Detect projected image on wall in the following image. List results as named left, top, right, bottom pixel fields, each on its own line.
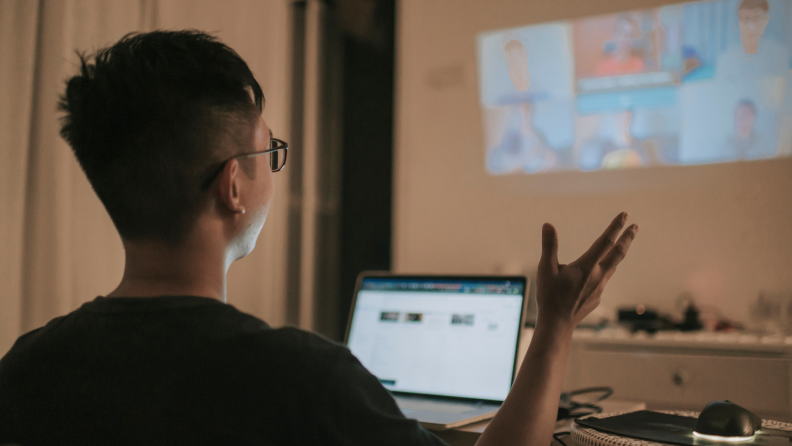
left=477, top=0, right=792, bottom=175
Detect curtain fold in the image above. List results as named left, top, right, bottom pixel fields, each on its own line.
left=0, top=0, right=39, bottom=355
left=21, top=0, right=141, bottom=337
left=1, top=0, right=294, bottom=356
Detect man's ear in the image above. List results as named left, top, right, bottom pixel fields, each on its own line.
left=216, top=159, right=246, bottom=216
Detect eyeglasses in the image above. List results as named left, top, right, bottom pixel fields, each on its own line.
left=239, top=137, right=288, bottom=172
left=201, top=137, right=289, bottom=190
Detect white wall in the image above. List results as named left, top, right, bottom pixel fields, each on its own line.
left=393, top=0, right=792, bottom=323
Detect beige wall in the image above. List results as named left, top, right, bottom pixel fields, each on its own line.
left=394, top=0, right=792, bottom=323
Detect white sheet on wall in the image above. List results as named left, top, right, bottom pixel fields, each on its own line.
left=394, top=0, right=792, bottom=325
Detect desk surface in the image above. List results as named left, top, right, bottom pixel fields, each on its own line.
left=431, top=399, right=646, bottom=446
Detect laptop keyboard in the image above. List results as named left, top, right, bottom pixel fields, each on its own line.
left=396, top=398, right=477, bottom=414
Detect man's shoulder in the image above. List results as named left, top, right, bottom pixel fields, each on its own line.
left=0, top=298, right=355, bottom=402
left=0, top=297, right=344, bottom=375
left=1, top=297, right=346, bottom=362
left=0, top=315, right=68, bottom=368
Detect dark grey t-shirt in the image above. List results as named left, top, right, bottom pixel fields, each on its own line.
left=0, top=296, right=447, bottom=446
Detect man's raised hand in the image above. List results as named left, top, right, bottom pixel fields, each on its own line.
left=536, top=212, right=639, bottom=330
left=475, top=213, right=638, bottom=446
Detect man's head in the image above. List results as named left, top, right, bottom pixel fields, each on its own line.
left=738, top=0, right=770, bottom=54
left=503, top=39, right=529, bottom=92
left=59, top=31, right=272, bottom=251
left=613, top=17, right=636, bottom=61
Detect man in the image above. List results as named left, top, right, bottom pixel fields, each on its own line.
left=594, top=17, right=645, bottom=76
left=725, top=99, right=773, bottom=160
left=738, top=0, right=770, bottom=55
left=486, top=103, right=559, bottom=174
left=503, top=39, right=530, bottom=92
left=0, top=31, right=638, bottom=445
left=716, top=0, right=788, bottom=83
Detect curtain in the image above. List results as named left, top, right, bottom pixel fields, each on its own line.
left=0, top=0, right=294, bottom=355
left=0, top=0, right=39, bottom=357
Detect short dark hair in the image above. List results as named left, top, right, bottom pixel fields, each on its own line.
left=59, top=30, right=264, bottom=243
left=739, top=0, right=769, bottom=12
left=737, top=99, right=757, bottom=114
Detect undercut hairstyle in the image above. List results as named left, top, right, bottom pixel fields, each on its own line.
left=59, top=30, right=264, bottom=243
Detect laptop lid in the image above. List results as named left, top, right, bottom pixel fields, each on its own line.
left=345, top=273, right=527, bottom=404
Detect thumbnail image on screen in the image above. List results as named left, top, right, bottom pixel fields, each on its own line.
left=477, top=0, right=792, bottom=175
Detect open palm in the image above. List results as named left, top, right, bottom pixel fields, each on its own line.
left=536, top=212, right=639, bottom=328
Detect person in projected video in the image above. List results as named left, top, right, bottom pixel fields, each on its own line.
left=724, top=99, right=773, bottom=160
left=716, top=0, right=789, bottom=82
left=738, top=0, right=770, bottom=55
left=503, top=38, right=530, bottom=92
left=594, top=17, right=646, bottom=76
left=579, top=111, right=650, bottom=170
left=487, top=103, right=558, bottom=174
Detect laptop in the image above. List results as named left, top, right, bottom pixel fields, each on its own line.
left=344, top=273, right=527, bottom=430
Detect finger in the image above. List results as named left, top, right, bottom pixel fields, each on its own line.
left=539, top=223, right=559, bottom=275
left=600, top=224, right=639, bottom=278
left=580, top=212, right=628, bottom=265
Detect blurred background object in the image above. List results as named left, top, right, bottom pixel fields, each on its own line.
left=749, top=290, right=792, bottom=335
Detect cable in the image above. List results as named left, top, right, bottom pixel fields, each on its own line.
left=553, top=431, right=571, bottom=446
left=558, top=387, right=614, bottom=420
left=567, top=403, right=602, bottom=418
left=569, top=386, right=613, bottom=404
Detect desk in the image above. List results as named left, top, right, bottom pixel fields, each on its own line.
left=571, top=411, right=792, bottom=446
left=430, top=399, right=646, bottom=446
left=563, top=329, right=792, bottom=421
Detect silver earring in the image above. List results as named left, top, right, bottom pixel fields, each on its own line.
left=241, top=208, right=246, bottom=215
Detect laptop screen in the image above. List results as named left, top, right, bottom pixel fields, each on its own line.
left=346, top=276, right=526, bottom=402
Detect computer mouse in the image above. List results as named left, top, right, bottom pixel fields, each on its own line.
left=693, top=401, right=762, bottom=439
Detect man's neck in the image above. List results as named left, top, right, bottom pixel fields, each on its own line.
left=107, top=230, right=230, bottom=302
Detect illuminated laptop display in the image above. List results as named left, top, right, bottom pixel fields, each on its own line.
left=346, top=276, right=526, bottom=402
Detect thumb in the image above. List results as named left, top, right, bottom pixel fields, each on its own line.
left=539, top=223, right=559, bottom=275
